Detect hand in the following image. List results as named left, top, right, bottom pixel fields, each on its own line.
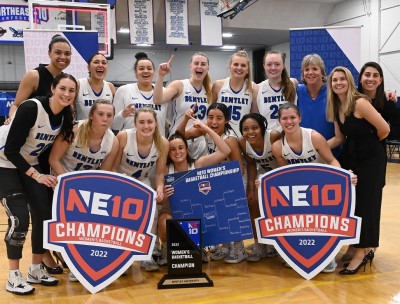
left=158, top=55, right=174, bottom=76
left=122, top=103, right=136, bottom=118
left=4, top=117, right=11, bottom=125
left=192, top=118, right=206, bottom=130
left=349, top=170, right=358, bottom=185
left=164, top=184, right=174, bottom=198
left=37, top=174, right=58, bottom=188
left=156, top=188, right=164, bottom=203
left=385, top=90, right=397, bottom=102
left=185, top=103, right=196, bottom=119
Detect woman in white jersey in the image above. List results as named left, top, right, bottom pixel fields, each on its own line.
left=75, top=53, right=115, bottom=120
left=254, top=50, right=297, bottom=131
left=212, top=50, right=257, bottom=137
left=177, top=103, right=247, bottom=264
left=112, top=52, right=167, bottom=136
left=113, top=106, right=168, bottom=272
left=153, top=52, right=212, bottom=159
left=157, top=121, right=231, bottom=266
left=0, top=74, right=76, bottom=295
left=271, top=103, right=343, bottom=273
left=49, top=99, right=118, bottom=281
left=238, top=113, right=280, bottom=262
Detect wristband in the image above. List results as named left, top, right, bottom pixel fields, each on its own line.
left=36, top=174, right=44, bottom=182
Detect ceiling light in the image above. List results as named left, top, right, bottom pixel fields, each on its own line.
left=222, top=33, right=233, bottom=38
left=221, top=45, right=237, bottom=50
left=118, top=27, right=130, bottom=34
left=137, top=44, right=151, bottom=47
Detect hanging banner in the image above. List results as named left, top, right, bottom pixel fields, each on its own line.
left=0, top=0, right=30, bottom=43
left=128, top=0, right=154, bottom=45
left=200, top=0, right=222, bottom=46
left=165, top=0, right=189, bottom=45
left=290, top=26, right=361, bottom=81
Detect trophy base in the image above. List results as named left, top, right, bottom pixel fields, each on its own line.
left=157, top=273, right=213, bottom=289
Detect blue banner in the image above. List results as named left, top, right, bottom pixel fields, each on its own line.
left=0, top=92, right=15, bottom=116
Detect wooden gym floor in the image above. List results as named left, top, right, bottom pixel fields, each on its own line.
left=0, top=163, right=399, bottom=304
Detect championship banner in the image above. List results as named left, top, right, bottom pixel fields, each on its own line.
left=44, top=171, right=157, bottom=294
left=166, top=161, right=253, bottom=247
left=256, top=164, right=361, bottom=280
left=290, top=26, right=361, bottom=82
left=200, top=0, right=222, bottom=46
left=0, top=0, right=29, bottom=43
left=128, top=0, right=154, bottom=45
left=23, top=29, right=98, bottom=79
left=165, top=0, right=189, bottom=45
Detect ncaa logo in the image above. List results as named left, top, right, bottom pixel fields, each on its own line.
left=256, top=164, right=361, bottom=280
left=44, top=171, right=156, bottom=293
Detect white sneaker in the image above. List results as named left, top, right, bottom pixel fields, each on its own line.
left=247, top=243, right=268, bottom=262
left=27, top=264, right=59, bottom=286
left=202, top=248, right=209, bottom=263
left=224, top=241, right=248, bottom=264
left=6, top=270, right=35, bottom=295
left=68, top=272, right=78, bottom=282
left=140, top=258, right=159, bottom=272
left=321, top=260, right=337, bottom=273
left=157, top=245, right=168, bottom=266
left=210, top=243, right=230, bottom=261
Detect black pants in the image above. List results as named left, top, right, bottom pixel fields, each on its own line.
left=0, top=166, right=52, bottom=259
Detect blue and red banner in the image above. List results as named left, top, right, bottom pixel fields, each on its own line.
left=256, top=164, right=361, bottom=280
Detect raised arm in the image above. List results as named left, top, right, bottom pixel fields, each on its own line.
left=176, top=105, right=204, bottom=139
left=153, top=55, right=181, bottom=104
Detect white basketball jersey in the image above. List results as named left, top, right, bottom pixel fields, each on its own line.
left=0, top=98, right=62, bottom=168
left=217, top=77, right=252, bottom=137
left=118, top=128, right=158, bottom=184
left=112, top=83, right=167, bottom=135
left=245, top=131, right=279, bottom=174
left=76, top=78, right=113, bottom=120
left=281, top=127, right=323, bottom=164
left=59, top=120, right=115, bottom=172
left=256, top=79, right=298, bottom=131
left=205, top=129, right=235, bottom=155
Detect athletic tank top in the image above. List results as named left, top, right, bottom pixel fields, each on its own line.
left=245, top=131, right=279, bottom=174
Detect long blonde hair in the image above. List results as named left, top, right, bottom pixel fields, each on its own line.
left=77, top=99, right=114, bottom=148
left=230, top=50, right=253, bottom=99
left=191, top=52, right=212, bottom=103
left=326, top=66, right=368, bottom=122
left=134, top=106, right=165, bottom=159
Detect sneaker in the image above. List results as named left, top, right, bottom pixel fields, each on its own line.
left=321, top=260, right=337, bottom=273
left=202, top=248, right=209, bottom=263
left=68, top=272, right=78, bottom=282
left=152, top=238, right=161, bottom=257
left=140, top=258, right=159, bottom=272
left=224, top=241, right=248, bottom=264
left=210, top=243, right=230, bottom=261
left=247, top=243, right=268, bottom=262
left=206, top=245, right=217, bottom=253
left=27, top=264, right=59, bottom=286
left=6, top=270, right=35, bottom=295
left=266, top=245, right=279, bottom=257
left=157, top=245, right=168, bottom=266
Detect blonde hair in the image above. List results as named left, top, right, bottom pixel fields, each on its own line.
left=264, top=50, right=296, bottom=102
left=326, top=66, right=368, bottom=122
left=301, top=54, right=326, bottom=83
left=77, top=99, right=114, bottom=148
left=134, top=106, right=165, bottom=159
left=230, top=50, right=253, bottom=99
left=191, top=52, right=212, bottom=103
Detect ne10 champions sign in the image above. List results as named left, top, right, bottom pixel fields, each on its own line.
left=256, top=164, right=361, bottom=280
left=44, top=171, right=156, bottom=293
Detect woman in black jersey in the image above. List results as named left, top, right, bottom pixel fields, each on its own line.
left=0, top=74, right=75, bottom=295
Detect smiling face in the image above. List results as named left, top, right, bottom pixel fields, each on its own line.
left=360, top=66, right=382, bottom=97
left=51, top=78, right=76, bottom=108
left=230, top=55, right=249, bottom=80
left=135, top=111, right=157, bottom=138
left=278, top=107, right=301, bottom=134
left=302, top=64, right=323, bottom=87
left=190, top=54, right=209, bottom=82
left=49, top=42, right=71, bottom=71
left=263, top=53, right=284, bottom=80
left=88, top=54, right=108, bottom=80
left=331, top=71, right=349, bottom=97
left=169, top=138, right=188, bottom=165
left=90, top=103, right=114, bottom=129
left=241, top=118, right=262, bottom=145
left=207, top=108, right=227, bottom=135
left=135, top=59, right=154, bottom=85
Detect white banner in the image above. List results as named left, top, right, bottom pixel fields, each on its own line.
left=165, top=0, right=189, bottom=45
left=200, top=0, right=222, bottom=46
left=0, top=0, right=30, bottom=43
left=128, top=0, right=154, bottom=44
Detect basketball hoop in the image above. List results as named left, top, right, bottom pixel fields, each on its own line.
left=217, top=0, right=257, bottom=19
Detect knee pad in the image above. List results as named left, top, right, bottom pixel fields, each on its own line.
left=2, top=194, right=28, bottom=246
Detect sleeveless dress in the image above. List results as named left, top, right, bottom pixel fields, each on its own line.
left=337, top=113, right=386, bottom=248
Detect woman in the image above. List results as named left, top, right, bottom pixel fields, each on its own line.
left=212, top=50, right=257, bottom=136
left=75, top=53, right=116, bottom=120
left=0, top=73, right=76, bottom=295
left=157, top=119, right=231, bottom=266
left=327, top=66, right=390, bottom=275
left=154, top=52, right=212, bottom=159
left=271, top=103, right=344, bottom=273
left=178, top=103, right=246, bottom=264
left=238, top=113, right=280, bottom=262
left=112, top=52, right=167, bottom=135
left=113, top=106, right=168, bottom=272
left=49, top=99, right=118, bottom=281
left=253, top=50, right=297, bottom=131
